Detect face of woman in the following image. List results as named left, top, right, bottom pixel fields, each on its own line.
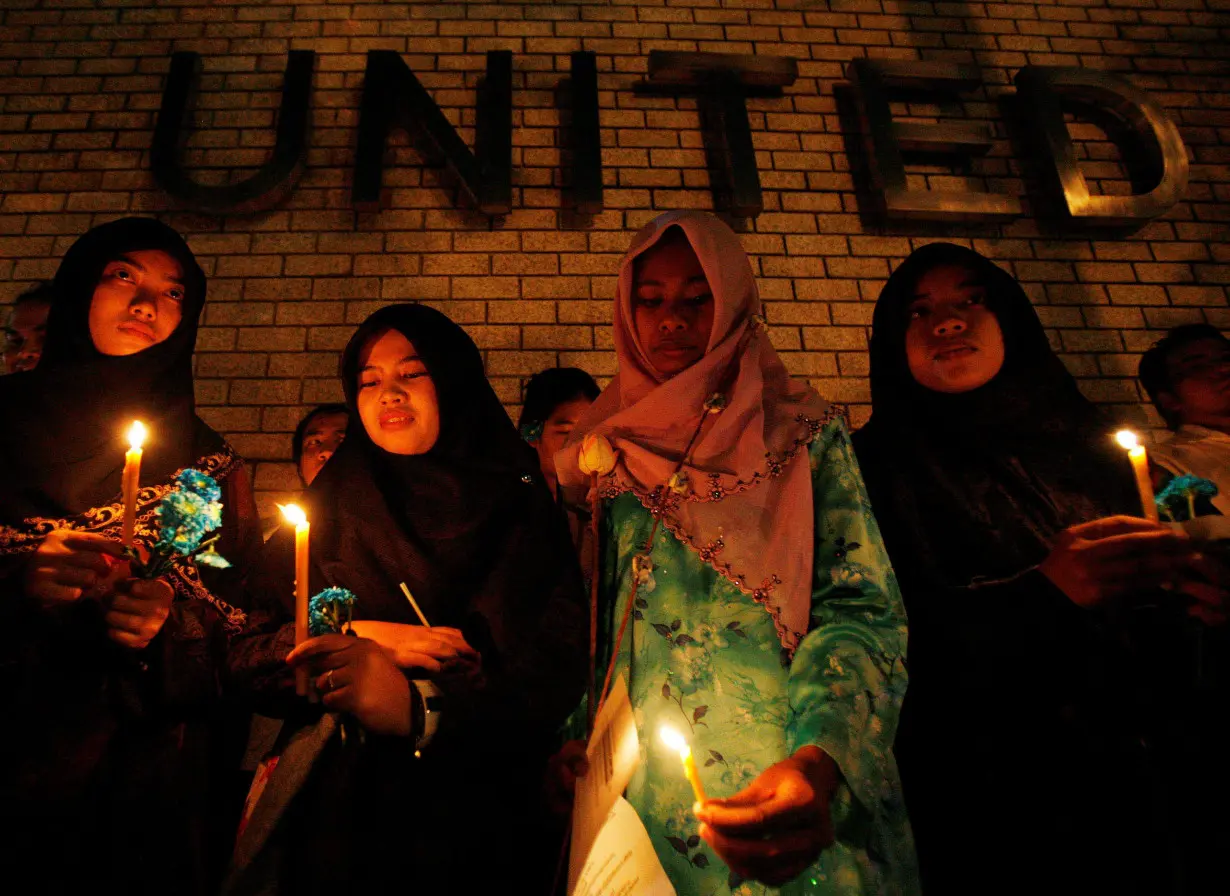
left=905, top=264, right=1006, bottom=394
left=356, top=328, right=441, bottom=455
left=632, top=233, right=715, bottom=378
left=533, top=395, right=593, bottom=484
left=88, top=249, right=186, bottom=356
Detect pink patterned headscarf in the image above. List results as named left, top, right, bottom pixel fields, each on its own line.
left=557, top=210, right=838, bottom=654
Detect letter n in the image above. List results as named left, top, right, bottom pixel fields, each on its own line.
left=151, top=51, right=314, bottom=216
left=354, top=50, right=512, bottom=215
left=1013, top=66, right=1189, bottom=227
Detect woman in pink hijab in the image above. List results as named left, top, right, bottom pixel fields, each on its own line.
left=555, top=211, right=917, bottom=895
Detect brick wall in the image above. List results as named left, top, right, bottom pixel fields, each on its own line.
left=1, top=0, right=1227, bottom=516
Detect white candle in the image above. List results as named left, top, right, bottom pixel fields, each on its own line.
left=121, top=421, right=146, bottom=548
left=280, top=503, right=311, bottom=696
left=660, top=726, right=706, bottom=803
left=1116, top=430, right=1159, bottom=523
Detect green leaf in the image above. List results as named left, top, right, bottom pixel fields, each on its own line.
left=670, top=619, right=681, bottom=632
left=652, top=623, right=673, bottom=639
left=686, top=834, right=700, bottom=849
left=691, top=853, right=709, bottom=868
left=673, top=634, right=695, bottom=646
left=666, top=836, right=689, bottom=857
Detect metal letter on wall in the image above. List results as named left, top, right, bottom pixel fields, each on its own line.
left=569, top=51, right=603, bottom=215
left=151, top=51, right=314, bottom=216
left=647, top=51, right=799, bottom=218
left=848, top=59, right=1022, bottom=223
left=354, top=50, right=512, bottom=215
left=1013, top=66, right=1189, bottom=226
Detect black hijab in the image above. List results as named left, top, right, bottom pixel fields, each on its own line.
left=283, top=303, right=570, bottom=633
left=0, top=217, right=222, bottom=525
left=852, top=242, right=1138, bottom=587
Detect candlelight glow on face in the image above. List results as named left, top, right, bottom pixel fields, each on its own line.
left=660, top=725, right=707, bottom=803
left=127, top=420, right=147, bottom=451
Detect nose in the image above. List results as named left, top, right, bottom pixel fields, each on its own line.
left=379, top=382, right=407, bottom=405
left=933, top=316, right=967, bottom=338
left=658, top=309, right=687, bottom=333
left=129, top=292, right=156, bottom=322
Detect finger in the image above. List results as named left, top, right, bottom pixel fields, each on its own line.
left=394, top=653, right=444, bottom=673
left=315, top=666, right=352, bottom=694
left=1176, top=580, right=1229, bottom=608
left=1094, top=553, right=1201, bottom=589
left=107, top=628, right=150, bottom=650
left=104, top=610, right=150, bottom=637
left=320, top=684, right=355, bottom=713
left=1185, top=553, right=1230, bottom=589
left=1080, top=529, right=1192, bottom=563
left=58, top=551, right=115, bottom=574
left=61, top=533, right=126, bottom=556
left=421, top=631, right=480, bottom=658
left=286, top=635, right=358, bottom=665
left=304, top=649, right=357, bottom=677
left=1066, top=515, right=1174, bottom=541
left=36, top=582, right=85, bottom=604
left=48, top=567, right=99, bottom=589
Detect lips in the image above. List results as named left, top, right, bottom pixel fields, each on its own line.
left=933, top=343, right=976, bottom=362
left=656, top=341, right=697, bottom=355
left=379, top=410, right=414, bottom=429
left=118, top=321, right=155, bottom=343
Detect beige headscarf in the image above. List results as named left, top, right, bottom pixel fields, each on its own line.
left=557, top=211, right=838, bottom=654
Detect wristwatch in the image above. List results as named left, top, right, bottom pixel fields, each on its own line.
left=411, top=679, right=442, bottom=757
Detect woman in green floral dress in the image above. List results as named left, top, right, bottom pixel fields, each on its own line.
left=556, top=211, right=918, bottom=896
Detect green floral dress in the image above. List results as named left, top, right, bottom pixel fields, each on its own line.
left=590, top=418, right=917, bottom=896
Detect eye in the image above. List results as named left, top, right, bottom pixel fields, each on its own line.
left=358, top=378, right=379, bottom=390
left=686, top=293, right=713, bottom=307
left=109, top=265, right=134, bottom=282
left=168, top=287, right=185, bottom=302
left=635, top=296, right=663, bottom=310
left=908, top=304, right=928, bottom=320
left=400, top=370, right=427, bottom=381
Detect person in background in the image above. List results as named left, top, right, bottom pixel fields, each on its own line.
left=553, top=211, right=917, bottom=895
left=1139, top=323, right=1230, bottom=515
left=292, top=403, right=348, bottom=487
left=518, top=367, right=600, bottom=498
left=3, top=281, right=54, bottom=373
left=0, top=218, right=262, bottom=896
left=852, top=242, right=1229, bottom=896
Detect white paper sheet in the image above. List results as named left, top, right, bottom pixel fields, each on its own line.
left=571, top=797, right=676, bottom=896
left=568, top=676, right=648, bottom=893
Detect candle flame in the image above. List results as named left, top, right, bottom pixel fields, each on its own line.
left=127, top=420, right=147, bottom=451
left=1115, top=430, right=1140, bottom=451
left=279, top=503, right=308, bottom=528
left=659, top=725, right=690, bottom=759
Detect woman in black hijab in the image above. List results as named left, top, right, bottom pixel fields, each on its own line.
left=0, top=218, right=262, bottom=895
left=852, top=243, right=1227, bottom=895
left=226, top=304, right=586, bottom=896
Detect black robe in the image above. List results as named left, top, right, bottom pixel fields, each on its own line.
left=852, top=243, right=1214, bottom=895
left=0, top=218, right=262, bottom=896
left=226, top=304, right=587, bottom=895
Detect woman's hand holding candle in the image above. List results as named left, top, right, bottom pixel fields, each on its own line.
left=287, top=634, right=414, bottom=737
left=696, top=746, right=839, bottom=887
left=22, top=529, right=127, bottom=608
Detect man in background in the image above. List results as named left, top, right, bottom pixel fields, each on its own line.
left=3, top=282, right=54, bottom=374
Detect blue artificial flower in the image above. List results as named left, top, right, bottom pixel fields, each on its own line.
left=1155, top=474, right=1220, bottom=522
left=176, top=469, right=222, bottom=504
left=155, top=488, right=224, bottom=555
left=195, top=548, right=231, bottom=569
left=309, top=587, right=358, bottom=636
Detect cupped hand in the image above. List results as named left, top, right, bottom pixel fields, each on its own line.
left=287, top=634, right=414, bottom=737
left=23, top=529, right=127, bottom=608
left=696, top=746, right=838, bottom=887
left=104, top=577, right=174, bottom=650
left=1040, top=516, right=1217, bottom=609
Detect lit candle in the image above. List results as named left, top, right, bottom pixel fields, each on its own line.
left=1116, top=430, right=1159, bottom=523
left=660, top=726, right=706, bottom=804
left=280, top=503, right=311, bottom=696
left=121, top=421, right=147, bottom=548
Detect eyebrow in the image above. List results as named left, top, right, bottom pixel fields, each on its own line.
left=912, top=279, right=982, bottom=299
left=359, top=354, right=422, bottom=373
left=116, top=254, right=185, bottom=285
left=635, top=276, right=710, bottom=287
